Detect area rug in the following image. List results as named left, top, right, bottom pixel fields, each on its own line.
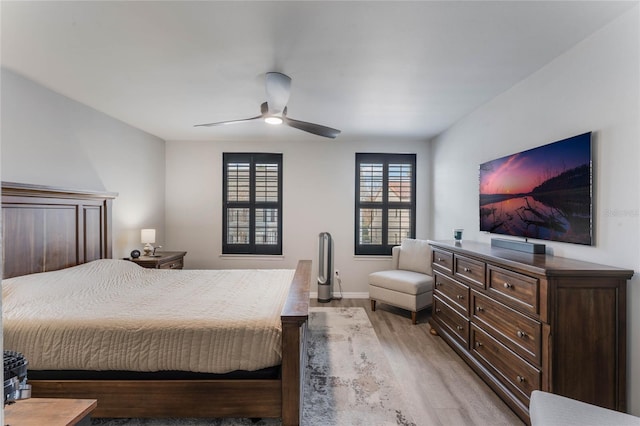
left=91, top=307, right=417, bottom=426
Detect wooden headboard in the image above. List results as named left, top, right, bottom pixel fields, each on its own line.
left=2, top=182, right=117, bottom=279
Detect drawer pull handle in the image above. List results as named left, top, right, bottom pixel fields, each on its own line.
left=456, top=326, right=463, bottom=331
left=475, top=306, right=484, bottom=312
left=437, top=257, right=444, bottom=262
left=456, top=295, right=463, bottom=300
left=516, top=375, right=526, bottom=383
left=516, top=330, right=527, bottom=339
left=475, top=342, right=483, bottom=348
left=503, top=282, right=512, bottom=288
left=436, top=282, right=442, bottom=287
left=463, top=267, right=471, bottom=272
left=435, top=308, right=441, bottom=313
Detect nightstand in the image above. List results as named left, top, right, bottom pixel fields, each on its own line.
left=129, top=251, right=187, bottom=269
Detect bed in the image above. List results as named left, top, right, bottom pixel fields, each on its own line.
left=1, top=181, right=311, bottom=425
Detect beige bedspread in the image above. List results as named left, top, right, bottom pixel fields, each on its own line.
left=2, top=259, right=294, bottom=373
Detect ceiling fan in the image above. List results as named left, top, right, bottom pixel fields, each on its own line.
left=195, top=72, right=341, bottom=139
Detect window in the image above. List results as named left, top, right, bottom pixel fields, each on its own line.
left=355, top=153, right=416, bottom=255
left=223, top=153, right=282, bottom=255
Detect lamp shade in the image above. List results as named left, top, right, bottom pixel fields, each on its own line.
left=140, top=229, right=156, bottom=244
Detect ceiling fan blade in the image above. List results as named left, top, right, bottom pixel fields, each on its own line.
left=265, top=72, right=291, bottom=114
left=195, top=103, right=269, bottom=128
left=283, top=116, right=341, bottom=139
left=194, top=115, right=263, bottom=127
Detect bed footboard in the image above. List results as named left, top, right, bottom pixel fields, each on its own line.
left=281, top=260, right=311, bottom=426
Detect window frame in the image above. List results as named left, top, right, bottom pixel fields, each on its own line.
left=354, top=153, right=417, bottom=256
left=222, top=152, right=283, bottom=255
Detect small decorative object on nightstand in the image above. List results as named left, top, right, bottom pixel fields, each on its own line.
left=129, top=251, right=187, bottom=269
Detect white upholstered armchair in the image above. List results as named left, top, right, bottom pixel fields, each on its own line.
left=529, top=391, right=640, bottom=426
left=368, top=238, right=434, bottom=324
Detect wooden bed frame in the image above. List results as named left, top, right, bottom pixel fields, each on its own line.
left=1, top=181, right=311, bottom=425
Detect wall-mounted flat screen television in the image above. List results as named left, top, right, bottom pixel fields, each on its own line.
left=479, top=132, right=592, bottom=245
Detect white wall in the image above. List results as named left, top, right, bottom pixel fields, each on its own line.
left=1, top=69, right=167, bottom=259
left=165, top=136, right=430, bottom=295
left=430, top=7, right=640, bottom=414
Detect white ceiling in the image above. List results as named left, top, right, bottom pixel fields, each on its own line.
left=1, top=1, right=636, bottom=142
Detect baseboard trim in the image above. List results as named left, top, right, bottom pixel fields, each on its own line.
left=310, top=291, right=369, bottom=299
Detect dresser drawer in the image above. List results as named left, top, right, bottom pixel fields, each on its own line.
left=471, top=290, right=541, bottom=366
left=433, top=296, right=469, bottom=349
left=487, top=265, right=538, bottom=315
left=434, top=272, right=469, bottom=315
left=159, top=258, right=184, bottom=269
left=471, top=325, right=540, bottom=405
left=454, top=254, right=485, bottom=289
left=432, top=248, right=453, bottom=274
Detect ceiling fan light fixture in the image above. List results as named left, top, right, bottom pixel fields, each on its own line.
left=194, top=73, right=340, bottom=138
left=264, top=116, right=283, bottom=125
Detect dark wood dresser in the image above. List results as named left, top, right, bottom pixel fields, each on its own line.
left=428, top=240, right=633, bottom=423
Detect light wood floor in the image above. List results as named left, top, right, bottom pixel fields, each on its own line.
left=310, top=298, right=525, bottom=426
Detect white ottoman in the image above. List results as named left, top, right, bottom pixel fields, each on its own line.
left=369, top=269, right=433, bottom=324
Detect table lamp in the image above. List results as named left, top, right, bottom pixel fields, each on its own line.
left=141, top=229, right=156, bottom=256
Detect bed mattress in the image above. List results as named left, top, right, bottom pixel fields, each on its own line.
left=2, top=259, right=294, bottom=374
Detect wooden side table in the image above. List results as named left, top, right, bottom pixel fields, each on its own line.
left=128, top=251, right=187, bottom=269
left=4, top=398, right=97, bottom=426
